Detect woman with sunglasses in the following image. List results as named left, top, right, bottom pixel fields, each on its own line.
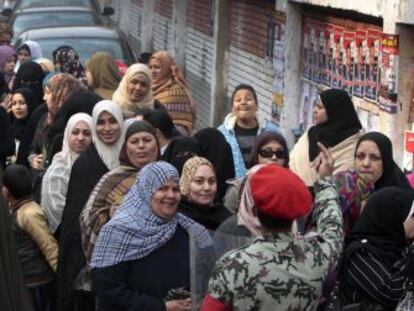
left=224, top=131, right=289, bottom=213
left=290, top=88, right=362, bottom=188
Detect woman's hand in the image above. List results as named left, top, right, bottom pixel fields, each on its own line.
left=312, top=142, right=335, bottom=178
left=0, top=93, right=12, bottom=113
left=165, top=298, right=191, bottom=311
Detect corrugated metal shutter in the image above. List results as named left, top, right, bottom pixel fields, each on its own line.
left=153, top=0, right=174, bottom=52
left=226, top=0, right=275, bottom=121
left=129, top=0, right=144, bottom=53
left=184, top=0, right=215, bottom=129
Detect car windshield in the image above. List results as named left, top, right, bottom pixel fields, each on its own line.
left=33, top=37, right=126, bottom=64
left=13, top=12, right=99, bottom=35
left=18, top=0, right=92, bottom=8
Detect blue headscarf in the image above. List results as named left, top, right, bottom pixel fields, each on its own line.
left=90, top=161, right=212, bottom=268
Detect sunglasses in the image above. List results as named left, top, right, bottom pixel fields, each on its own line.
left=258, top=148, right=287, bottom=159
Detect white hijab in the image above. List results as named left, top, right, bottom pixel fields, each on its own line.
left=112, top=63, right=154, bottom=115
left=59, top=113, right=93, bottom=167
left=14, top=40, right=43, bottom=73
left=92, top=100, right=125, bottom=170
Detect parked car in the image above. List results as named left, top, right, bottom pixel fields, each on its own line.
left=15, top=26, right=137, bottom=66
left=10, top=6, right=108, bottom=41
left=3, top=0, right=114, bottom=15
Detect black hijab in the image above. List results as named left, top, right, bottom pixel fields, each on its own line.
left=161, top=136, right=201, bottom=175
left=10, top=88, right=35, bottom=141
left=308, top=89, right=362, bottom=162
left=12, top=62, right=44, bottom=108
left=346, top=187, right=414, bottom=268
left=193, top=128, right=235, bottom=202
left=355, top=132, right=410, bottom=191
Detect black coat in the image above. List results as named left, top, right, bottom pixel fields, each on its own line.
left=0, top=106, right=14, bottom=169
left=92, top=225, right=190, bottom=311
left=57, top=144, right=109, bottom=311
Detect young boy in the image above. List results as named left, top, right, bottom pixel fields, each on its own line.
left=2, top=164, right=58, bottom=310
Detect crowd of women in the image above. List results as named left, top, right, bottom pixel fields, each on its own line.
left=1, top=29, right=414, bottom=311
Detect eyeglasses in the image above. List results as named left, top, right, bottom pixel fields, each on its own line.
left=258, top=148, right=287, bottom=159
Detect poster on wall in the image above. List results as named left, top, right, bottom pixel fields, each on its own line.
left=311, top=22, right=324, bottom=83
left=331, top=25, right=344, bottom=89
left=353, top=28, right=367, bottom=98
left=378, top=34, right=399, bottom=113
left=364, top=29, right=381, bottom=102
left=343, top=31, right=356, bottom=95
left=323, top=23, right=335, bottom=86
left=271, top=11, right=286, bottom=108
left=298, top=81, right=320, bottom=133
left=303, top=21, right=312, bottom=80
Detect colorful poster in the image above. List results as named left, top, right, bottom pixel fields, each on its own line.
left=331, top=25, right=344, bottom=89
left=311, top=22, right=323, bottom=83
left=353, top=29, right=367, bottom=98
left=298, top=81, right=319, bottom=132
left=364, top=29, right=381, bottom=101
left=378, top=34, right=399, bottom=113
left=303, top=20, right=311, bottom=80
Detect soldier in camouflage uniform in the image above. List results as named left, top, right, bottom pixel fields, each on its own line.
left=202, top=143, right=343, bottom=311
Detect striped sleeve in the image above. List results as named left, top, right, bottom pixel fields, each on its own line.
left=345, top=249, right=410, bottom=308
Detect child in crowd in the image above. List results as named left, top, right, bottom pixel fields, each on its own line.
left=2, top=164, right=58, bottom=311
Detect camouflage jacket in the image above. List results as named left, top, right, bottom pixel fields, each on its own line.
left=205, top=177, right=343, bottom=311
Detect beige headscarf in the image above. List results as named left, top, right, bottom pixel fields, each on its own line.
left=87, top=52, right=121, bottom=100
left=180, top=156, right=214, bottom=197
left=112, top=63, right=154, bottom=118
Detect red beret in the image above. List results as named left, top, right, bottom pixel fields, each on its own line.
left=250, top=164, right=312, bottom=220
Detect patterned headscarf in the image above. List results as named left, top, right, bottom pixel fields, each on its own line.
left=113, top=63, right=154, bottom=115
left=53, top=46, right=86, bottom=81
left=150, top=51, right=195, bottom=110
left=90, top=161, right=212, bottom=268
left=180, top=156, right=214, bottom=197
left=46, top=73, right=84, bottom=116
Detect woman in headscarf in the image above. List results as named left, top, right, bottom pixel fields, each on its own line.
left=91, top=161, right=212, bottom=311
left=0, top=169, right=34, bottom=311
left=113, top=63, right=165, bottom=118
left=41, top=113, right=93, bottom=236
left=161, top=135, right=201, bottom=175
left=340, top=187, right=414, bottom=309
left=8, top=88, right=35, bottom=163
left=57, top=100, right=124, bottom=311
left=149, top=51, right=195, bottom=135
left=218, top=84, right=281, bottom=178
left=0, top=105, right=14, bottom=169
left=15, top=41, right=43, bottom=73
left=81, top=121, right=160, bottom=264
left=86, top=52, right=120, bottom=100
left=28, top=73, right=84, bottom=199
left=0, top=45, right=16, bottom=89
left=290, top=88, right=362, bottom=187
left=224, top=131, right=289, bottom=213
left=53, top=46, right=87, bottom=85
left=179, top=157, right=230, bottom=231
left=46, top=89, right=101, bottom=163
left=193, top=128, right=235, bottom=202
left=354, top=131, right=410, bottom=191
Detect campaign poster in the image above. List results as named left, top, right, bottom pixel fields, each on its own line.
left=343, top=31, right=356, bottom=95
left=318, top=22, right=328, bottom=85
left=298, top=81, right=319, bottom=132
left=353, top=28, right=367, bottom=98
left=302, top=20, right=311, bottom=80
left=323, top=23, right=335, bottom=87
left=378, top=34, right=399, bottom=113
left=364, top=29, right=381, bottom=102
left=331, top=25, right=344, bottom=89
